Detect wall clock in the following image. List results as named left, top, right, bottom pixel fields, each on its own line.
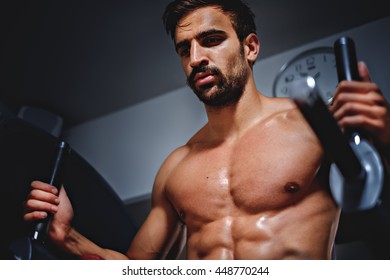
left=272, top=47, right=338, bottom=105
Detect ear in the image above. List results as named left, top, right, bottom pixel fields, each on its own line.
left=244, top=33, right=260, bottom=65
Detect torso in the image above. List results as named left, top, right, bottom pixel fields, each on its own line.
left=165, top=99, right=340, bottom=259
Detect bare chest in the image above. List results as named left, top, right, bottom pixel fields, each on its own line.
left=166, top=127, right=324, bottom=223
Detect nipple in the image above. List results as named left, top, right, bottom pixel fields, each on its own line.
left=284, top=182, right=300, bottom=193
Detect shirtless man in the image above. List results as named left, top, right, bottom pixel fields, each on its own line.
left=23, top=0, right=390, bottom=259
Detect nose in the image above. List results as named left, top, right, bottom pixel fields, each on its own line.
left=189, top=41, right=208, bottom=68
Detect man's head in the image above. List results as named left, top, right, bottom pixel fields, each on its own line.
left=163, top=0, right=256, bottom=43
left=163, top=0, right=259, bottom=108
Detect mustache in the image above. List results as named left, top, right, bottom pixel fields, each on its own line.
left=187, top=65, right=221, bottom=86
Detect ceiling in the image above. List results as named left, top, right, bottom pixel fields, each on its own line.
left=1, top=0, right=389, bottom=130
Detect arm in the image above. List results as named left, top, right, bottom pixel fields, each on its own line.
left=24, top=147, right=187, bottom=260
left=126, top=147, right=188, bottom=259
left=24, top=181, right=129, bottom=259
left=66, top=162, right=185, bottom=260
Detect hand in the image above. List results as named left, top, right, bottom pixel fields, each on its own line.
left=330, top=61, right=390, bottom=147
left=23, top=181, right=74, bottom=245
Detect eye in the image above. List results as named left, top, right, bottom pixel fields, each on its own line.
left=202, top=36, right=224, bottom=47
left=178, top=46, right=190, bottom=57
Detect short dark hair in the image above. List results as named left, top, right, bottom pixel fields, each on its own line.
left=162, top=0, right=256, bottom=42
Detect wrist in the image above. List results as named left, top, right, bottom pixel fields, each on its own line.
left=48, top=221, right=72, bottom=250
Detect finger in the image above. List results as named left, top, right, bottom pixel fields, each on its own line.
left=24, top=186, right=60, bottom=218
left=31, top=180, right=59, bottom=195
left=336, top=114, right=384, bottom=137
left=24, top=197, right=59, bottom=213
left=330, top=90, right=385, bottom=113
left=358, top=61, right=372, bottom=82
left=27, top=187, right=60, bottom=205
left=58, top=185, right=69, bottom=200
left=357, top=61, right=384, bottom=96
left=335, top=80, right=380, bottom=95
left=23, top=198, right=59, bottom=223
left=23, top=210, right=48, bottom=222
left=333, top=102, right=387, bottom=122
left=331, top=82, right=375, bottom=109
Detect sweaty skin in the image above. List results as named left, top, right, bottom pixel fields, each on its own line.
left=29, top=5, right=390, bottom=260
left=161, top=7, right=339, bottom=259
left=161, top=97, right=339, bottom=260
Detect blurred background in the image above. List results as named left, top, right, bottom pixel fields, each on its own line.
left=1, top=0, right=390, bottom=259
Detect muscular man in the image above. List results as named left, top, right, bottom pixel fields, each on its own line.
left=23, top=0, right=390, bottom=259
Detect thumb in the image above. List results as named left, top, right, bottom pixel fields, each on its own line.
left=58, top=185, right=68, bottom=200
left=358, top=61, right=372, bottom=82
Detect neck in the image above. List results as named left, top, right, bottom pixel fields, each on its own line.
left=204, top=79, right=265, bottom=142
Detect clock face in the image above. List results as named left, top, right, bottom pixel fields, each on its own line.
left=272, top=47, right=338, bottom=105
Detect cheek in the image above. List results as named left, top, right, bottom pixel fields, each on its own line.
left=180, top=60, right=191, bottom=77
left=225, top=54, right=246, bottom=75
left=213, top=46, right=243, bottom=71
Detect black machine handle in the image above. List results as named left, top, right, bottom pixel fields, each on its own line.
left=334, top=36, right=366, bottom=140
left=290, top=36, right=385, bottom=212
left=31, top=140, right=70, bottom=241
left=290, top=77, right=365, bottom=182
left=334, top=36, right=361, bottom=82
left=291, top=36, right=364, bottom=177
left=329, top=36, right=367, bottom=182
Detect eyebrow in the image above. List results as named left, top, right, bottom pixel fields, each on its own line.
left=175, top=29, right=227, bottom=53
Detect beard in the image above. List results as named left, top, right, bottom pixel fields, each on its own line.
left=186, top=46, right=249, bottom=108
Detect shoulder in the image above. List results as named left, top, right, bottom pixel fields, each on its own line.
left=151, top=125, right=210, bottom=198
left=154, top=145, right=190, bottom=188
left=264, top=97, right=308, bottom=127
left=153, top=122, right=209, bottom=190
left=260, top=96, right=321, bottom=144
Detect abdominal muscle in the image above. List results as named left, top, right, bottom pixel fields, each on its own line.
left=166, top=105, right=340, bottom=259
left=184, top=188, right=339, bottom=260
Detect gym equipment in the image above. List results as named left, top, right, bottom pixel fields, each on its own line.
left=290, top=36, right=384, bottom=212
left=9, top=140, right=70, bottom=259
left=0, top=114, right=138, bottom=259
left=330, top=36, right=385, bottom=211
left=289, top=36, right=390, bottom=258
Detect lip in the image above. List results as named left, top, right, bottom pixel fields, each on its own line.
left=194, top=71, right=215, bottom=87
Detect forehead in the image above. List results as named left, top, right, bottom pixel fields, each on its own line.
left=174, top=6, right=235, bottom=42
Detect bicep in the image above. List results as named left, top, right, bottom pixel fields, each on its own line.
left=126, top=198, right=183, bottom=259
left=126, top=146, right=189, bottom=259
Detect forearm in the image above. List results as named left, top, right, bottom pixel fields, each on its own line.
left=57, top=227, right=129, bottom=260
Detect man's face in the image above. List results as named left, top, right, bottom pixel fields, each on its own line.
left=174, top=7, right=250, bottom=107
